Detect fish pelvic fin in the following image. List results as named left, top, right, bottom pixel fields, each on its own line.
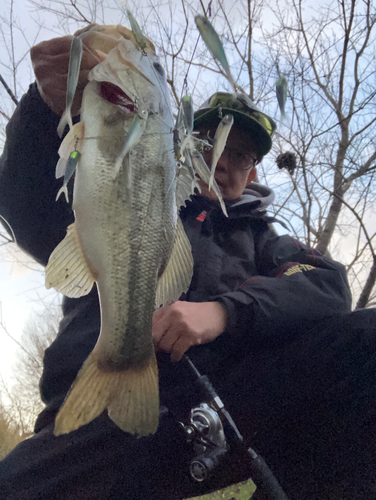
left=45, top=222, right=95, bottom=298
left=54, top=350, right=159, bottom=437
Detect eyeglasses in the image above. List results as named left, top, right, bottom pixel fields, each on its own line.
left=195, top=133, right=258, bottom=171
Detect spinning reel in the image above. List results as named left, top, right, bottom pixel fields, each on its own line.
left=179, top=355, right=289, bottom=500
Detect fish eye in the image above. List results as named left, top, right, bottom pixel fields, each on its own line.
left=153, top=62, right=165, bottom=76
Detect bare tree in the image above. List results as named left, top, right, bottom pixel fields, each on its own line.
left=128, top=0, right=376, bottom=306
left=0, top=304, right=61, bottom=436
left=0, top=399, right=27, bottom=459
left=258, top=0, right=376, bottom=306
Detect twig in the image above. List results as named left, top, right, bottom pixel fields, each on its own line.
left=0, top=320, right=40, bottom=366
left=0, top=74, right=18, bottom=106
left=69, top=0, right=91, bottom=23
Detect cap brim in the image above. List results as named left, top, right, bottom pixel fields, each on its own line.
left=194, top=108, right=272, bottom=157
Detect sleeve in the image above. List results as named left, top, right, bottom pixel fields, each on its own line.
left=217, top=224, right=352, bottom=345
left=0, top=83, right=74, bottom=266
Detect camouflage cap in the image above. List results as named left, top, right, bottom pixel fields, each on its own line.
left=194, top=92, right=276, bottom=157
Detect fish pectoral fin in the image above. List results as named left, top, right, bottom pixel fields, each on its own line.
left=54, top=350, right=159, bottom=437
left=56, top=121, right=85, bottom=178
left=155, top=217, right=193, bottom=307
left=45, top=223, right=95, bottom=298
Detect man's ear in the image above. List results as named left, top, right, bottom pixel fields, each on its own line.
left=247, top=167, right=257, bottom=184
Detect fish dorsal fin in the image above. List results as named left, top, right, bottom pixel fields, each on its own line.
left=175, top=156, right=200, bottom=211
left=45, top=223, right=95, bottom=298
left=56, top=122, right=85, bottom=179
left=175, top=149, right=228, bottom=216
left=175, top=127, right=228, bottom=217
left=155, top=217, right=193, bottom=307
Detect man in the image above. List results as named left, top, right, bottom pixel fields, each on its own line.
left=0, top=31, right=375, bottom=500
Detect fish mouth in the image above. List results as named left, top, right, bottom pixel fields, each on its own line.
left=99, top=82, right=137, bottom=114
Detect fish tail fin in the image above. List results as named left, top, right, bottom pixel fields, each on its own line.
left=55, top=185, right=69, bottom=203
left=54, top=351, right=159, bottom=437
left=57, top=108, right=73, bottom=138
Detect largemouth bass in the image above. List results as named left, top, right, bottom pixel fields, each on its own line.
left=46, top=25, right=195, bottom=436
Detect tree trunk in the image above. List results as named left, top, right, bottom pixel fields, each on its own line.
left=355, top=258, right=376, bottom=309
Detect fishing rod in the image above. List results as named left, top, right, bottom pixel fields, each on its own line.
left=180, top=354, right=289, bottom=500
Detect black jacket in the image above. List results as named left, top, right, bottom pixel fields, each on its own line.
left=0, top=84, right=352, bottom=431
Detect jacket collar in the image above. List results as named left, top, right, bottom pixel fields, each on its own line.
left=181, top=183, right=288, bottom=228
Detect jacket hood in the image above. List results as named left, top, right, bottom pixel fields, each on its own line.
left=228, top=182, right=275, bottom=212
left=185, top=182, right=278, bottom=223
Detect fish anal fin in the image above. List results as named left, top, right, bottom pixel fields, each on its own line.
left=155, top=217, right=193, bottom=307
left=54, top=351, right=159, bottom=437
left=45, top=223, right=95, bottom=298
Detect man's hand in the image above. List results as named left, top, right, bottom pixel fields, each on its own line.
left=152, top=301, right=227, bottom=362
left=30, top=26, right=102, bottom=117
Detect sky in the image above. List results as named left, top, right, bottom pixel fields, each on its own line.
left=0, top=0, right=78, bottom=387
left=0, top=244, right=60, bottom=383
left=0, top=0, right=375, bottom=389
